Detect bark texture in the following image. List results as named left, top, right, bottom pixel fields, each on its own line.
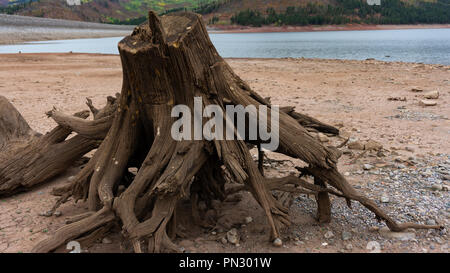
left=0, top=95, right=117, bottom=196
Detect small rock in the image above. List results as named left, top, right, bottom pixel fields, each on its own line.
left=101, top=237, right=112, bottom=244
left=39, top=211, right=53, bottom=217
left=419, top=99, right=437, bottom=106
left=324, top=231, right=335, bottom=239
left=317, top=133, right=329, bottom=143
left=273, top=238, right=282, bottom=247
left=380, top=194, right=390, bottom=203
left=411, top=87, right=423, bottom=92
left=424, top=91, right=439, bottom=99
left=405, top=146, right=415, bottom=152
left=345, top=243, right=353, bottom=250
left=244, top=216, right=253, bottom=224
left=431, top=184, right=443, bottom=191
left=426, top=219, right=436, bottom=226
left=226, top=228, right=239, bottom=245
left=53, top=211, right=62, bottom=217
left=365, top=139, right=383, bottom=151
left=348, top=140, right=364, bottom=150
left=221, top=237, right=228, bottom=244
left=341, top=231, right=352, bottom=241
left=363, top=164, right=374, bottom=170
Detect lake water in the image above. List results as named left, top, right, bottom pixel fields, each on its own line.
left=0, top=28, right=449, bottom=65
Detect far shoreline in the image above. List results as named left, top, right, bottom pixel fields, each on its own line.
left=208, top=23, right=450, bottom=34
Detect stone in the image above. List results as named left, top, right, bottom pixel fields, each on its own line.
left=426, top=219, right=436, bottom=226
left=380, top=194, right=390, bottom=203
left=364, top=140, right=383, bottom=151
left=348, top=140, right=364, bottom=150
left=405, top=146, right=415, bottom=152
left=324, top=231, right=335, bottom=239
left=221, top=237, right=228, bottom=244
left=273, top=238, right=283, bottom=247
left=317, top=133, right=329, bottom=143
left=244, top=216, right=253, bottom=224
left=363, top=164, right=374, bottom=170
left=53, top=211, right=62, bottom=217
left=431, top=184, right=443, bottom=191
left=226, top=228, right=239, bottom=245
left=424, top=91, right=439, bottom=99
left=419, top=100, right=437, bottom=106
left=411, top=87, right=423, bottom=92
left=345, top=243, right=353, bottom=250
left=39, top=211, right=53, bottom=217
left=341, top=231, right=352, bottom=241
left=379, top=227, right=416, bottom=241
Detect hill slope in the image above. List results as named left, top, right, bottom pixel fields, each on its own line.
left=1, top=0, right=449, bottom=25
left=0, top=0, right=217, bottom=23
left=199, top=0, right=450, bottom=26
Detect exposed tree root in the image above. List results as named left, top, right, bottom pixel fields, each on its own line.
left=0, top=96, right=117, bottom=196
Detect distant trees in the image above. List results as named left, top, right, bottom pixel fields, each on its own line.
left=0, top=0, right=34, bottom=15
left=230, top=0, right=450, bottom=26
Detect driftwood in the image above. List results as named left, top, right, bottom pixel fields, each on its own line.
left=0, top=11, right=440, bottom=253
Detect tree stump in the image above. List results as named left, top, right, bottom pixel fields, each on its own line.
left=30, top=11, right=441, bottom=253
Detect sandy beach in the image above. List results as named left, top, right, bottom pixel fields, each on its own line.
left=0, top=53, right=448, bottom=253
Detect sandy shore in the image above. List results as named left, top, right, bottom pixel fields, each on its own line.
left=209, top=23, right=450, bottom=33
left=0, top=53, right=448, bottom=253
left=0, top=14, right=134, bottom=45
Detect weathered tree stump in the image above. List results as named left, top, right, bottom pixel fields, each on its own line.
left=30, top=11, right=441, bottom=253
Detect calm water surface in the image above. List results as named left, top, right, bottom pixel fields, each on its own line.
left=0, top=28, right=449, bottom=65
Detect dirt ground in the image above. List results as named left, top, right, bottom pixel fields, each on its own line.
left=0, top=53, right=448, bottom=253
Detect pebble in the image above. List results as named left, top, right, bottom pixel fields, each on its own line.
left=431, top=184, right=443, bottom=191
left=273, top=238, right=283, bottom=247
left=341, top=231, right=352, bottom=241
left=364, top=140, right=383, bottom=151
left=348, top=140, right=364, bottom=150
left=324, top=231, right=335, bottom=239
left=226, top=228, right=239, bottom=245
left=53, top=211, right=62, bottom=217
left=345, top=243, right=353, bottom=250
left=424, top=91, right=439, bottom=99
left=380, top=194, right=390, bottom=203
left=363, top=164, right=374, bottom=170
left=39, top=211, right=53, bottom=217
left=426, top=219, right=436, bottom=226
left=221, top=237, right=228, bottom=244
left=244, top=216, right=253, bottom=224
left=419, top=99, right=437, bottom=106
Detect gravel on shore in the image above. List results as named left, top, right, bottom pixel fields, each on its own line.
left=0, top=14, right=134, bottom=45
